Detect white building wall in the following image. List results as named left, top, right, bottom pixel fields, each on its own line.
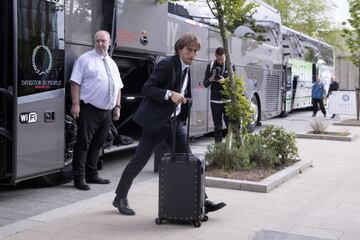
left=336, top=56, right=359, bottom=90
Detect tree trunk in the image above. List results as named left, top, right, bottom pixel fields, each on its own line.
left=357, top=66, right=360, bottom=120
left=217, top=14, right=242, bottom=149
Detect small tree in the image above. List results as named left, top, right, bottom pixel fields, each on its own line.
left=221, top=75, right=252, bottom=147
left=205, top=0, right=255, bottom=149
left=342, top=0, right=360, bottom=78
left=342, top=0, right=360, bottom=120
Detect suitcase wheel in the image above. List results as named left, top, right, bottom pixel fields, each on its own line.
left=201, top=215, right=208, bottom=222
left=155, top=218, right=163, bottom=225
left=193, top=220, right=201, bottom=228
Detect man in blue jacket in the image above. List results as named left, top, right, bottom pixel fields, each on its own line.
left=312, top=77, right=326, bottom=117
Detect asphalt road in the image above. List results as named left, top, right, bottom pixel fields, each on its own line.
left=0, top=147, right=157, bottom=227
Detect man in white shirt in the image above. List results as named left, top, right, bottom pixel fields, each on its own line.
left=70, top=30, right=123, bottom=190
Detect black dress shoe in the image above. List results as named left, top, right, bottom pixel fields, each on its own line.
left=74, top=179, right=90, bottom=191
left=205, top=200, right=226, bottom=213
left=113, top=196, right=136, bottom=216
left=85, top=175, right=110, bottom=184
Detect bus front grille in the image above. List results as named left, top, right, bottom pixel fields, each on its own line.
left=265, top=74, right=280, bottom=112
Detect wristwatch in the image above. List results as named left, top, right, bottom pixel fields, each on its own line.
left=168, top=91, right=173, bottom=99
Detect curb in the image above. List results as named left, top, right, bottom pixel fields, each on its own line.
left=205, top=160, right=313, bottom=193
left=295, top=132, right=358, bottom=141
left=334, top=122, right=360, bottom=127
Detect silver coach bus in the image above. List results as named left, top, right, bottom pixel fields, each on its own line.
left=0, top=0, right=333, bottom=185
left=282, top=26, right=335, bottom=115
left=1, top=0, right=67, bottom=185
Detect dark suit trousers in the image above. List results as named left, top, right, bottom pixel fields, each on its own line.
left=73, top=102, right=112, bottom=179
left=116, top=119, right=189, bottom=198
left=312, top=98, right=326, bottom=116
left=211, top=102, right=229, bottom=143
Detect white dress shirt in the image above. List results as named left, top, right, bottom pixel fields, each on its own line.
left=166, top=58, right=189, bottom=116
left=70, top=50, right=124, bottom=110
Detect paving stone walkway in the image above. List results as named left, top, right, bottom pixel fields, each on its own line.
left=1, top=111, right=360, bottom=240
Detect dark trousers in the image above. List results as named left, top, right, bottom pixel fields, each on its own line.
left=73, top=102, right=112, bottom=179
left=116, top=120, right=189, bottom=198
left=312, top=98, right=326, bottom=116
left=211, top=102, right=229, bottom=143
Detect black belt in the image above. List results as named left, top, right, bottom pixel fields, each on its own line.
left=80, top=101, right=110, bottom=112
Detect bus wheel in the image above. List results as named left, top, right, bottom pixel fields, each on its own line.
left=37, top=164, right=73, bottom=186
left=280, top=111, right=288, bottom=117
left=248, top=96, right=259, bottom=132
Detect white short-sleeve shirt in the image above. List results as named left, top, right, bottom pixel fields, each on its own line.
left=70, top=50, right=124, bottom=110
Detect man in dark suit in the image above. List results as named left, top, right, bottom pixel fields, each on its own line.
left=327, top=76, right=339, bottom=119
left=113, top=33, right=226, bottom=216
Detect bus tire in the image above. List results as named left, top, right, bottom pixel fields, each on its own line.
left=280, top=109, right=289, bottom=117
left=248, top=95, right=260, bottom=132
left=38, top=164, right=73, bottom=186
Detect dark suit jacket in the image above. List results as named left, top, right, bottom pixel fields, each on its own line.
left=133, top=55, right=192, bottom=132
left=327, top=81, right=339, bottom=98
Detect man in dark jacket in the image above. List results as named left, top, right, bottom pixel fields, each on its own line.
left=327, top=76, right=339, bottom=119
left=113, top=33, right=226, bottom=216
left=203, top=47, right=233, bottom=143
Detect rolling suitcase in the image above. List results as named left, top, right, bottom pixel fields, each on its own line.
left=155, top=99, right=208, bottom=228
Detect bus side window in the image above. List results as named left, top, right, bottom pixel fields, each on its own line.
left=234, top=25, right=256, bottom=39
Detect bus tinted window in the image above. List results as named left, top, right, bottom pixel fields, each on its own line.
left=64, top=0, right=113, bottom=44
left=17, top=0, right=65, bottom=97
left=318, top=43, right=334, bottom=67
left=301, top=37, right=320, bottom=63
left=253, top=21, right=280, bottom=47
left=283, top=28, right=334, bottom=67
left=169, top=2, right=280, bottom=47
left=168, top=2, right=216, bottom=26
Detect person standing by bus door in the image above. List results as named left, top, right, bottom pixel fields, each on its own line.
left=203, top=47, right=233, bottom=143
left=327, top=76, right=339, bottom=119
left=112, top=33, right=226, bottom=216
left=70, top=30, right=124, bottom=191
left=311, top=76, right=327, bottom=117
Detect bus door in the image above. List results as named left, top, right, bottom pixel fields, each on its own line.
left=115, top=0, right=168, bottom=55
left=112, top=0, right=168, bottom=137
left=282, top=64, right=292, bottom=114
left=312, top=64, right=318, bottom=83
left=0, top=0, right=14, bottom=183
left=14, top=0, right=65, bottom=182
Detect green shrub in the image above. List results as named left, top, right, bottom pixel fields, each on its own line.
left=205, top=143, right=254, bottom=171
left=205, top=141, right=279, bottom=171
left=245, top=144, right=279, bottom=168
left=245, top=125, right=299, bottom=166
left=205, top=125, right=299, bottom=171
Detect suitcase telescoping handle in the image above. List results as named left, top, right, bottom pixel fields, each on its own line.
left=171, top=98, right=192, bottom=162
